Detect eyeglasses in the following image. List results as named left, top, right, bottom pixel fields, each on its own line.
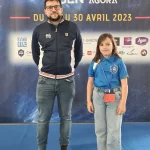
left=45, top=5, right=61, bottom=11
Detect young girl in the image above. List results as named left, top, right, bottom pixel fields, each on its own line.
left=87, top=33, right=128, bottom=150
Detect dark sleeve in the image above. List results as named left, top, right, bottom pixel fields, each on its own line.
left=31, top=28, right=40, bottom=66
left=74, top=25, right=83, bottom=68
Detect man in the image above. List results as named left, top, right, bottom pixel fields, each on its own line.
left=31, top=0, right=83, bottom=150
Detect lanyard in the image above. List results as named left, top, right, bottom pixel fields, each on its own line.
left=100, top=58, right=116, bottom=89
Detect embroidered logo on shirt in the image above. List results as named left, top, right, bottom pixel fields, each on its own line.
left=110, top=64, right=118, bottom=74
left=45, top=34, right=51, bottom=38
left=65, top=33, right=68, bottom=36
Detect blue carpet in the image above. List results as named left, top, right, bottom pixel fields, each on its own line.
left=0, top=123, right=150, bottom=150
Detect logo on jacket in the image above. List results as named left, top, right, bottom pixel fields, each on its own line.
left=135, top=37, right=148, bottom=45
left=65, top=33, right=68, bottom=36
left=110, top=64, right=118, bottom=74
left=45, top=34, right=51, bottom=38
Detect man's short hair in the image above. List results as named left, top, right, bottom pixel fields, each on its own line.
left=44, top=0, right=62, bottom=8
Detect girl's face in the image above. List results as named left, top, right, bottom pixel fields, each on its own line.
left=99, top=37, right=113, bottom=58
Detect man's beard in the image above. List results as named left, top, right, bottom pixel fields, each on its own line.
left=48, top=14, right=61, bottom=22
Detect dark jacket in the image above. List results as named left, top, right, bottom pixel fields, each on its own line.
left=32, top=19, right=83, bottom=75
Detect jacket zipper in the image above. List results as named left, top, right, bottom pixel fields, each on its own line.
left=55, top=26, right=58, bottom=79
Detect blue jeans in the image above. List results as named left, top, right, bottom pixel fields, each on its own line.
left=93, top=87, right=123, bottom=150
left=36, top=75, right=75, bottom=150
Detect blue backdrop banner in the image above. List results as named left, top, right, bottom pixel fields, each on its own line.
left=0, top=0, right=150, bottom=123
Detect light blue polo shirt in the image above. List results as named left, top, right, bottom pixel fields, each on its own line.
left=88, top=55, right=128, bottom=89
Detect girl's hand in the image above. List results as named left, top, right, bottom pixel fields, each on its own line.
left=87, top=101, right=94, bottom=113
left=117, top=102, right=126, bottom=115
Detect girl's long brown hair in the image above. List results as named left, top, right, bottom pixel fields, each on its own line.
left=93, top=33, right=121, bottom=62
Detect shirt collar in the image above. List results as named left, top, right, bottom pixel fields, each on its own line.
left=101, top=55, right=115, bottom=63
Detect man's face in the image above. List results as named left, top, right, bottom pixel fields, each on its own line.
left=44, top=1, right=63, bottom=22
